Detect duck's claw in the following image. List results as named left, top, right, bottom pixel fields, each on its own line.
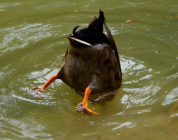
left=75, top=103, right=99, bottom=115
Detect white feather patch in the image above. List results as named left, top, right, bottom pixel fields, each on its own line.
left=65, top=34, right=92, bottom=47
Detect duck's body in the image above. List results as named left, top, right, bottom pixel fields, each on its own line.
left=59, top=43, right=121, bottom=94
left=58, top=10, right=122, bottom=95
left=30, top=10, right=122, bottom=115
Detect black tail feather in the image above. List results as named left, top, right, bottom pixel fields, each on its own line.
left=97, top=9, right=105, bottom=32
left=88, top=10, right=105, bottom=33
left=71, top=10, right=110, bottom=45
left=73, top=25, right=80, bottom=34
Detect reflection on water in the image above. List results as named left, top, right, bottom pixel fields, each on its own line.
left=0, top=0, right=177, bottom=139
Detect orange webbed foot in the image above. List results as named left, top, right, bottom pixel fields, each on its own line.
left=75, top=87, right=100, bottom=115
left=75, top=103, right=99, bottom=115
left=27, top=73, right=58, bottom=95
left=27, top=86, right=44, bottom=92
left=26, top=86, right=44, bottom=99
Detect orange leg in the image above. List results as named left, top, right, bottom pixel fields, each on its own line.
left=41, top=74, right=59, bottom=90
left=29, top=74, right=59, bottom=91
left=76, top=87, right=99, bottom=115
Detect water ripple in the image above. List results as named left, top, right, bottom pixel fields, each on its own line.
left=0, top=23, right=61, bottom=56
left=0, top=2, right=21, bottom=12
left=112, top=121, right=136, bottom=130
left=162, top=88, right=178, bottom=106
left=0, top=116, right=52, bottom=139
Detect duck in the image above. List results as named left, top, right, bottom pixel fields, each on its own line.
left=30, top=10, right=122, bottom=115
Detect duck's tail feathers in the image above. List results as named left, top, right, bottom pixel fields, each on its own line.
left=88, top=10, right=105, bottom=33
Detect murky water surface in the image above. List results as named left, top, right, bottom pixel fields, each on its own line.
left=0, top=0, right=177, bottom=139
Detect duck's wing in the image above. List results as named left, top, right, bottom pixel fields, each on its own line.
left=104, top=20, right=122, bottom=79
left=57, top=49, right=67, bottom=79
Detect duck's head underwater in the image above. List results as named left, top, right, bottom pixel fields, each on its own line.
left=28, top=10, right=122, bottom=115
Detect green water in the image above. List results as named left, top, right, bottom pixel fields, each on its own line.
left=0, top=0, right=177, bottom=139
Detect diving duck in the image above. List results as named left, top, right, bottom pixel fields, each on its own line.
left=30, top=10, right=122, bottom=115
